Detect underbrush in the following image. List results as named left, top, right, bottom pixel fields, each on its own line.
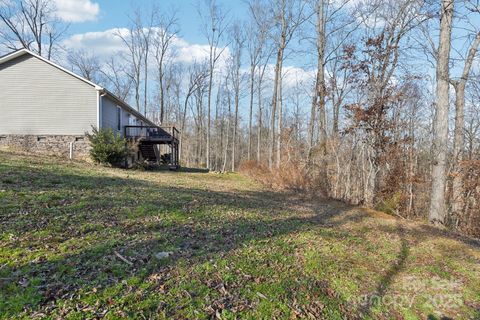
left=239, top=160, right=311, bottom=191
left=240, top=158, right=480, bottom=239
left=455, top=160, right=480, bottom=238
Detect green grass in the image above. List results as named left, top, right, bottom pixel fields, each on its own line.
left=0, top=151, right=479, bottom=319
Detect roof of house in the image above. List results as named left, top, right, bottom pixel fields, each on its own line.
left=0, top=48, right=156, bottom=127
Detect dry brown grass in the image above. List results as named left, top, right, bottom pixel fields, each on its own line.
left=239, top=160, right=312, bottom=191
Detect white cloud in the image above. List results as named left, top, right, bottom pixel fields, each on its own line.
left=53, top=0, right=100, bottom=23
left=63, top=28, right=230, bottom=67
left=282, top=66, right=315, bottom=89
left=175, top=43, right=210, bottom=63
left=63, top=28, right=127, bottom=56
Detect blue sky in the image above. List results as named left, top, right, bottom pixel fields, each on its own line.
left=59, top=0, right=277, bottom=78
left=66, top=0, right=247, bottom=46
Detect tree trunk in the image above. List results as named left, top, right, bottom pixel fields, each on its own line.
left=223, top=90, right=232, bottom=172
left=332, top=98, right=341, bottom=136
left=248, top=63, right=255, bottom=160
left=308, top=85, right=317, bottom=149
left=159, top=59, right=165, bottom=124
left=451, top=82, right=465, bottom=220
left=232, top=89, right=240, bottom=171
left=214, top=86, right=221, bottom=171
left=313, top=0, right=327, bottom=150
left=269, top=49, right=283, bottom=169
left=363, top=135, right=378, bottom=207
left=179, top=97, right=189, bottom=165
left=135, top=78, right=141, bottom=112
left=257, top=66, right=264, bottom=162
left=407, top=103, right=416, bottom=217
left=276, top=58, right=283, bottom=168
left=144, top=50, right=149, bottom=117
left=206, top=69, right=213, bottom=169
left=429, top=0, right=454, bottom=226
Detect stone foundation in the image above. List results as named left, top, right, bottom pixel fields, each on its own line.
left=0, top=135, right=91, bottom=160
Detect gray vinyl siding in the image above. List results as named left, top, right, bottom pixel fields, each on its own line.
left=0, top=54, right=97, bottom=135
left=101, top=96, right=121, bottom=135
left=101, top=96, right=141, bottom=137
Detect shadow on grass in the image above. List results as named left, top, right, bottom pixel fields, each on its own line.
left=0, top=157, right=478, bottom=318
left=0, top=161, right=356, bottom=317
left=178, top=167, right=210, bottom=173
left=142, top=166, right=209, bottom=173
left=358, top=224, right=410, bottom=317
left=427, top=315, right=455, bottom=320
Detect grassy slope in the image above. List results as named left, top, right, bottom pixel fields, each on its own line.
left=0, top=151, right=479, bottom=320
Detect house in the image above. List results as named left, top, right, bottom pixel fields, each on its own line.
left=0, top=49, right=179, bottom=168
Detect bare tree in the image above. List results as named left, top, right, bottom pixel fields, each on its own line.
left=228, top=22, right=245, bottom=171
left=308, top=0, right=327, bottom=153
left=139, top=9, right=156, bottom=118
left=246, top=4, right=268, bottom=160
left=251, top=0, right=308, bottom=168
left=222, top=74, right=232, bottom=172
left=100, top=55, right=132, bottom=102
left=67, top=49, right=102, bottom=82
left=116, top=12, right=147, bottom=112
left=307, top=0, right=356, bottom=149
left=429, top=0, right=454, bottom=225
left=247, top=1, right=274, bottom=162
left=328, top=49, right=353, bottom=137
left=152, top=9, right=179, bottom=124
left=0, top=0, right=67, bottom=59
left=181, top=62, right=209, bottom=162
left=198, top=0, right=229, bottom=169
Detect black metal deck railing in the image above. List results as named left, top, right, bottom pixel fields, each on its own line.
left=124, top=126, right=179, bottom=143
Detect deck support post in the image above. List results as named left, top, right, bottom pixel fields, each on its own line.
left=170, top=142, right=174, bottom=167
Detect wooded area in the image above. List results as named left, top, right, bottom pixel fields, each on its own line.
left=1, top=0, right=479, bottom=237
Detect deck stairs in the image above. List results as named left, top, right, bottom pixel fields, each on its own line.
left=139, top=143, right=159, bottom=163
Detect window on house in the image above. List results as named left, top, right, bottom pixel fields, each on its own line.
left=0, top=136, right=6, bottom=141
left=117, top=107, right=121, bottom=131
left=75, top=137, right=84, bottom=142
left=37, top=136, right=46, bottom=142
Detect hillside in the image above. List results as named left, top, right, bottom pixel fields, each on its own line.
left=0, top=151, right=479, bottom=319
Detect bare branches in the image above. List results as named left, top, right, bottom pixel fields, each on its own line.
left=227, top=22, right=246, bottom=171
left=115, top=20, right=144, bottom=112
left=67, top=49, right=101, bottom=82
left=0, top=0, right=66, bottom=59
left=152, top=8, right=179, bottom=124
left=197, top=0, right=230, bottom=169
left=100, top=56, right=132, bottom=102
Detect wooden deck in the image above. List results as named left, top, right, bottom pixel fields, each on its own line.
left=124, top=125, right=180, bottom=169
